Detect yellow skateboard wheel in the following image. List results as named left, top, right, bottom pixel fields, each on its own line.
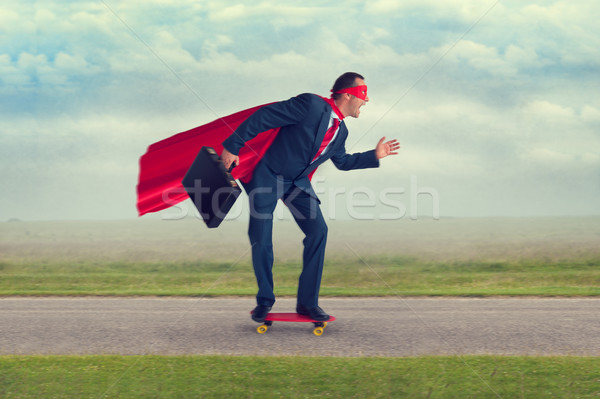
left=313, top=327, right=324, bottom=336
left=257, top=325, right=268, bottom=334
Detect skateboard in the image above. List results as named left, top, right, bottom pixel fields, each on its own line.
left=251, top=312, right=336, bottom=336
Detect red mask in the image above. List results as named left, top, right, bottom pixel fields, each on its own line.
left=331, top=85, right=368, bottom=100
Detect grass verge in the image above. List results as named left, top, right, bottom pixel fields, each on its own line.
left=1, top=355, right=599, bottom=398
left=1, top=257, right=599, bottom=296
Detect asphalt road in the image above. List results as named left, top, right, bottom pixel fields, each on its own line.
left=1, top=297, right=599, bottom=357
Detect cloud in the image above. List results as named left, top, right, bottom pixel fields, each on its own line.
left=0, top=55, right=30, bottom=85
left=365, top=0, right=496, bottom=21
left=527, top=148, right=573, bottom=164
left=522, top=100, right=575, bottom=119
left=426, top=40, right=547, bottom=78
left=206, top=2, right=338, bottom=26
left=581, top=106, right=600, bottom=123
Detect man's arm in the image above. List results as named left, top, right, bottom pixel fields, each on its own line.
left=330, top=137, right=400, bottom=171
left=222, top=93, right=313, bottom=160
left=330, top=149, right=379, bottom=171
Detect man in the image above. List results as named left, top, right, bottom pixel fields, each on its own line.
left=221, top=72, right=399, bottom=323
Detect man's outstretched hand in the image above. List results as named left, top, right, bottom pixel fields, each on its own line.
left=221, top=148, right=239, bottom=170
left=375, top=137, right=400, bottom=160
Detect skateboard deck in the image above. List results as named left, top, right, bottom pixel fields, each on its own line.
left=252, top=312, right=336, bottom=336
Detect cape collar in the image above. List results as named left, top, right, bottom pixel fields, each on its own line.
left=319, top=96, right=345, bottom=120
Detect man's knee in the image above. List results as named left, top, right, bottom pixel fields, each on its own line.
left=283, top=189, right=321, bottom=221
left=247, top=186, right=277, bottom=220
left=305, top=219, right=328, bottom=241
left=248, top=217, right=273, bottom=243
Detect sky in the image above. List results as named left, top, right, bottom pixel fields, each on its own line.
left=1, top=0, right=599, bottom=221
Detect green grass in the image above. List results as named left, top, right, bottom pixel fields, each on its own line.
left=2, top=220, right=599, bottom=397
left=1, top=355, right=599, bottom=398
left=2, top=218, right=599, bottom=296
left=1, top=257, right=599, bottom=296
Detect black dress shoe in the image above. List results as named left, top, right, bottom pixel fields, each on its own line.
left=296, top=304, right=330, bottom=321
left=251, top=305, right=272, bottom=323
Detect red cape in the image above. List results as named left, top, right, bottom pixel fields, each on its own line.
left=136, top=96, right=342, bottom=216
left=136, top=103, right=279, bottom=216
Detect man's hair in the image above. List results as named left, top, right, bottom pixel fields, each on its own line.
left=331, top=72, right=365, bottom=100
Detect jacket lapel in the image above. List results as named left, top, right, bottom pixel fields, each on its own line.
left=328, top=121, right=346, bottom=152
left=310, top=105, right=333, bottom=158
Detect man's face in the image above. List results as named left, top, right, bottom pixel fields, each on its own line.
left=347, top=78, right=369, bottom=118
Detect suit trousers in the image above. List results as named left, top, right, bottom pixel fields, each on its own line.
left=241, top=161, right=327, bottom=308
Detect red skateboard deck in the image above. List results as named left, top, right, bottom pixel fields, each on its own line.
left=251, top=312, right=335, bottom=336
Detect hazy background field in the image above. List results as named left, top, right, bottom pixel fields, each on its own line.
left=2, top=216, right=599, bottom=296
left=2, top=216, right=599, bottom=264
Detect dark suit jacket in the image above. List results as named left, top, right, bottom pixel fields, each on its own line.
left=223, top=93, right=379, bottom=199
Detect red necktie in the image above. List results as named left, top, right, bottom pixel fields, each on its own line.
left=312, top=118, right=339, bottom=162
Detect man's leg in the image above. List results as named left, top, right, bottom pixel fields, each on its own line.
left=247, top=194, right=277, bottom=307
left=283, top=188, right=328, bottom=310
left=242, top=163, right=285, bottom=308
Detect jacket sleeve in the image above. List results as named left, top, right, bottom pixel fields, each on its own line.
left=222, top=93, right=313, bottom=155
left=330, top=147, right=380, bottom=171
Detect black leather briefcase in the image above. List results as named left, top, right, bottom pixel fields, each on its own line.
left=182, top=146, right=242, bottom=228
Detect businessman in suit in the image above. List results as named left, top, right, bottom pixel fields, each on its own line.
left=221, top=72, right=399, bottom=322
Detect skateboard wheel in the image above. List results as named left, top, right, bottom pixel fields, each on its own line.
left=257, top=325, right=268, bottom=334
left=323, top=322, right=328, bottom=328
left=313, top=327, right=324, bottom=336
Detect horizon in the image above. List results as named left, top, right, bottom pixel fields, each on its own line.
left=3, top=214, right=600, bottom=224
